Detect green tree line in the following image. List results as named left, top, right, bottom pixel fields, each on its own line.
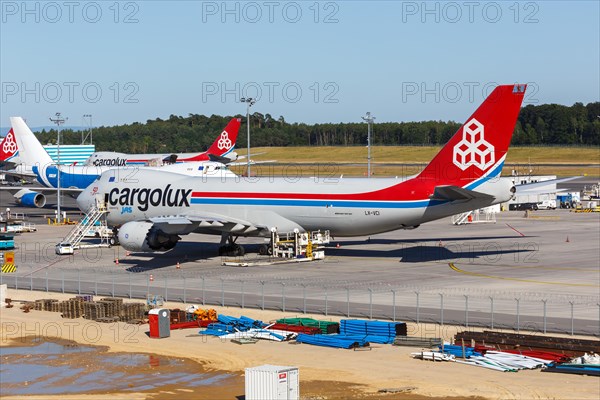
left=38, top=101, right=600, bottom=152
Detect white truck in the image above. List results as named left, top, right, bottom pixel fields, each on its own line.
left=537, top=199, right=557, bottom=210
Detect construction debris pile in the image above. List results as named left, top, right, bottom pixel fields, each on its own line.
left=544, top=353, right=600, bottom=376
left=186, top=305, right=218, bottom=322
left=33, top=299, right=59, bottom=312
left=22, top=296, right=147, bottom=323
left=194, top=316, right=410, bottom=349
left=15, top=295, right=598, bottom=378
left=410, top=330, right=600, bottom=376
left=296, top=333, right=370, bottom=349
left=276, top=317, right=340, bottom=334
left=455, top=330, right=599, bottom=353
left=200, top=315, right=298, bottom=342
left=80, top=297, right=146, bottom=322
left=295, top=319, right=408, bottom=349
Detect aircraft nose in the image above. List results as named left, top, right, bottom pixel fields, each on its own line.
left=76, top=185, right=96, bottom=213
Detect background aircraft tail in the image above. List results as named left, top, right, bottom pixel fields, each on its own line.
left=202, top=118, right=241, bottom=159
left=0, top=128, right=18, bottom=162
left=417, top=84, right=526, bottom=185
left=11, top=117, right=54, bottom=166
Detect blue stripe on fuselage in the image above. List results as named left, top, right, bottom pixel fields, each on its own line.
left=32, top=166, right=47, bottom=186
left=465, top=159, right=505, bottom=191
left=190, top=198, right=446, bottom=208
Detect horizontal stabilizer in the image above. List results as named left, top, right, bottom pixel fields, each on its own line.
left=430, top=185, right=493, bottom=201
left=1, top=168, right=37, bottom=178
left=515, top=177, right=579, bottom=194
left=207, top=153, right=233, bottom=163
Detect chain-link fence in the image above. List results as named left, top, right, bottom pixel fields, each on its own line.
left=3, top=266, right=598, bottom=337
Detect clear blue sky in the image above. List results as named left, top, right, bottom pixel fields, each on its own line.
left=1, top=0, right=599, bottom=128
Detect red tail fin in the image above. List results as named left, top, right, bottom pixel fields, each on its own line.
left=0, top=128, right=18, bottom=161
left=205, top=118, right=241, bottom=157
left=417, top=84, right=526, bottom=184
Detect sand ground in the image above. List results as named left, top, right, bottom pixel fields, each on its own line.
left=1, top=289, right=599, bottom=400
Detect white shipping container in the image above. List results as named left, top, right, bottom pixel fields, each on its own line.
left=245, top=365, right=299, bottom=400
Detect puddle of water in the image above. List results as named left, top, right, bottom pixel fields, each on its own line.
left=0, top=340, right=231, bottom=396
left=0, top=340, right=95, bottom=356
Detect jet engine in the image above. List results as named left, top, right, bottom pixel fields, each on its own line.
left=117, top=221, right=181, bottom=252
left=15, top=189, right=46, bottom=208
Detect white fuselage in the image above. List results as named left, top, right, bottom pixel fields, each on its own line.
left=79, top=170, right=513, bottom=237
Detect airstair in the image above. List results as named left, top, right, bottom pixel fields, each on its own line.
left=452, top=212, right=472, bottom=225
left=55, top=203, right=110, bottom=255
left=452, top=207, right=497, bottom=225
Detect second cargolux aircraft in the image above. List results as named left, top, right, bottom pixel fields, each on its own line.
left=84, top=121, right=240, bottom=166
left=2, top=118, right=240, bottom=208
left=77, top=84, right=527, bottom=256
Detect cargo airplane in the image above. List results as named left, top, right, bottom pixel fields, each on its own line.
left=1, top=118, right=241, bottom=208
left=76, top=84, right=527, bottom=256
left=84, top=121, right=240, bottom=166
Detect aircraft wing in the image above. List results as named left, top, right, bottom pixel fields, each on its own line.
left=430, top=185, right=494, bottom=201
left=149, top=212, right=268, bottom=235
left=226, top=160, right=277, bottom=167
left=0, top=186, right=83, bottom=194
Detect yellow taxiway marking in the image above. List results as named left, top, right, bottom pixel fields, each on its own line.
left=448, top=263, right=600, bottom=288
left=466, top=263, right=594, bottom=272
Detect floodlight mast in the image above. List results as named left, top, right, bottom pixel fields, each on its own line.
left=82, top=114, right=93, bottom=144
left=240, top=97, right=256, bottom=176
left=49, top=112, right=67, bottom=224
left=362, top=112, right=376, bottom=177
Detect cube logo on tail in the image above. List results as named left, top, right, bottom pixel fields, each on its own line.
left=1, top=129, right=18, bottom=161
left=217, top=131, right=233, bottom=150
left=452, top=118, right=495, bottom=171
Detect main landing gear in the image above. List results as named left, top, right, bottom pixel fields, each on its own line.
left=218, top=233, right=245, bottom=257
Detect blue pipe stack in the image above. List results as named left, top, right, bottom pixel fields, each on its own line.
left=438, top=344, right=482, bottom=358
left=339, top=319, right=407, bottom=344
left=296, top=333, right=369, bottom=349
left=295, top=319, right=407, bottom=348
left=200, top=315, right=265, bottom=337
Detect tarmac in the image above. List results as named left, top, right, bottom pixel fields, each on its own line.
left=2, top=188, right=599, bottom=336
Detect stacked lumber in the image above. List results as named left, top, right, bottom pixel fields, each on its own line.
left=83, top=301, right=105, bottom=320
left=60, top=298, right=84, bottom=319
left=122, top=303, right=146, bottom=321
left=35, top=299, right=59, bottom=312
